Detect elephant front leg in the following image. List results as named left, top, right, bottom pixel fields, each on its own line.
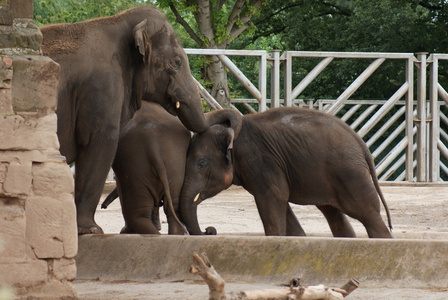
left=254, top=194, right=289, bottom=236
left=74, top=134, right=119, bottom=235
left=75, top=152, right=115, bottom=234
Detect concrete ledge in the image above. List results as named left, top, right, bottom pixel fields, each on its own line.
left=77, top=235, right=448, bottom=288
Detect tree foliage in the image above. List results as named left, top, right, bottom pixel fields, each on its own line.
left=33, top=0, right=448, bottom=104
left=33, top=0, right=152, bottom=25
left=157, top=0, right=265, bottom=49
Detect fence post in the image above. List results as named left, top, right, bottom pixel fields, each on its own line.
left=416, top=53, right=428, bottom=182
left=283, top=51, right=293, bottom=106
left=258, top=52, right=267, bottom=112
left=428, top=54, right=440, bottom=182
left=405, top=56, right=415, bottom=182
left=270, top=50, right=281, bottom=108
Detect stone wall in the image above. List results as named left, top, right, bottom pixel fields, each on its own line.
left=0, top=1, right=78, bottom=299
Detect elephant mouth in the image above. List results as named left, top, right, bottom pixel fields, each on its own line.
left=162, top=98, right=178, bottom=116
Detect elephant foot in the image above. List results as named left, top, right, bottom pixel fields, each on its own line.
left=205, top=226, right=217, bottom=235
left=78, top=225, right=104, bottom=235
left=153, top=219, right=162, bottom=231
left=120, top=225, right=135, bottom=234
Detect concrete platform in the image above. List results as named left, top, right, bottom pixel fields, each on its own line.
left=77, top=235, right=448, bottom=288
left=75, top=185, right=448, bottom=298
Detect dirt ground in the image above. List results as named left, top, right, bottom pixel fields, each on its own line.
left=95, top=183, right=448, bottom=238
left=75, top=183, right=448, bottom=299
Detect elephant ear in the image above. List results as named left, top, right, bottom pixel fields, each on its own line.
left=223, top=128, right=235, bottom=165
left=133, top=19, right=151, bottom=64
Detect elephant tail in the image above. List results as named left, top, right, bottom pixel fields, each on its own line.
left=159, top=165, right=188, bottom=235
left=101, top=187, right=119, bottom=209
left=365, top=148, right=393, bottom=231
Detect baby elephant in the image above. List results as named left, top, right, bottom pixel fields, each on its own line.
left=179, top=106, right=393, bottom=238
left=104, top=102, right=189, bottom=234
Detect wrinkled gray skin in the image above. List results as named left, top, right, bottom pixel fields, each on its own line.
left=103, top=102, right=188, bottom=234
left=180, top=107, right=393, bottom=238
left=102, top=187, right=163, bottom=232
left=40, top=6, right=228, bottom=234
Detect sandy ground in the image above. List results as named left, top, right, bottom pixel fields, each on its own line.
left=75, top=184, right=448, bottom=299
left=95, top=184, right=448, bottom=238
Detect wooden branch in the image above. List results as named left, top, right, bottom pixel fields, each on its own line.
left=190, top=252, right=226, bottom=300
left=225, top=0, right=245, bottom=33
left=169, top=3, right=204, bottom=48
left=229, top=0, right=265, bottom=40
left=190, top=253, right=359, bottom=300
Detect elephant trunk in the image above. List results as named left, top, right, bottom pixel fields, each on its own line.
left=179, top=192, right=204, bottom=235
left=205, top=108, right=243, bottom=136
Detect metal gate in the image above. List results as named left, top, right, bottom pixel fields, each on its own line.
left=185, top=49, right=448, bottom=183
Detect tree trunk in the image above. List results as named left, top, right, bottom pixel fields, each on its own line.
left=204, top=54, right=231, bottom=108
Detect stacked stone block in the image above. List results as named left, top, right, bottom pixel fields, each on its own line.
left=0, top=0, right=77, bottom=299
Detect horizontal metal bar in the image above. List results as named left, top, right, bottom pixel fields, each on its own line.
left=230, top=98, right=305, bottom=105
left=318, top=99, right=414, bottom=105
left=185, top=48, right=268, bottom=56
left=282, top=51, right=416, bottom=60
left=430, top=54, right=448, bottom=60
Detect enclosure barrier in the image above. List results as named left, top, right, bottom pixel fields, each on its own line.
left=183, top=49, right=448, bottom=183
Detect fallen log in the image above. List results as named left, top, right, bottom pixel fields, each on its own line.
left=190, top=252, right=359, bottom=300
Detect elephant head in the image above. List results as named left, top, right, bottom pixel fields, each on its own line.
left=131, top=12, right=208, bottom=132
left=179, top=109, right=243, bottom=235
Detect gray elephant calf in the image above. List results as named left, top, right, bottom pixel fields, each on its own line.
left=180, top=107, right=393, bottom=238
left=103, top=102, right=189, bottom=234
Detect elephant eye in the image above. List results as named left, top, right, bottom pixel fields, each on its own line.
left=168, top=56, right=182, bottom=71
left=197, top=158, right=208, bottom=170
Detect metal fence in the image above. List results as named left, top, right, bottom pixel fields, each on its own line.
left=184, top=49, right=448, bottom=183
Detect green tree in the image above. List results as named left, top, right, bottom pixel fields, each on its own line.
left=157, top=0, right=266, bottom=108
left=33, top=0, right=152, bottom=25
left=241, top=0, right=448, bottom=101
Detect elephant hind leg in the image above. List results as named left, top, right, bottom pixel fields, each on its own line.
left=126, top=214, right=161, bottom=234
left=356, top=213, right=392, bottom=238
left=336, top=187, right=392, bottom=238
left=286, top=204, right=306, bottom=236
left=317, top=205, right=356, bottom=237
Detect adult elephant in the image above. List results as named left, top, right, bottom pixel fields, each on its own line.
left=179, top=107, right=393, bottom=238
left=40, top=6, right=228, bottom=234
